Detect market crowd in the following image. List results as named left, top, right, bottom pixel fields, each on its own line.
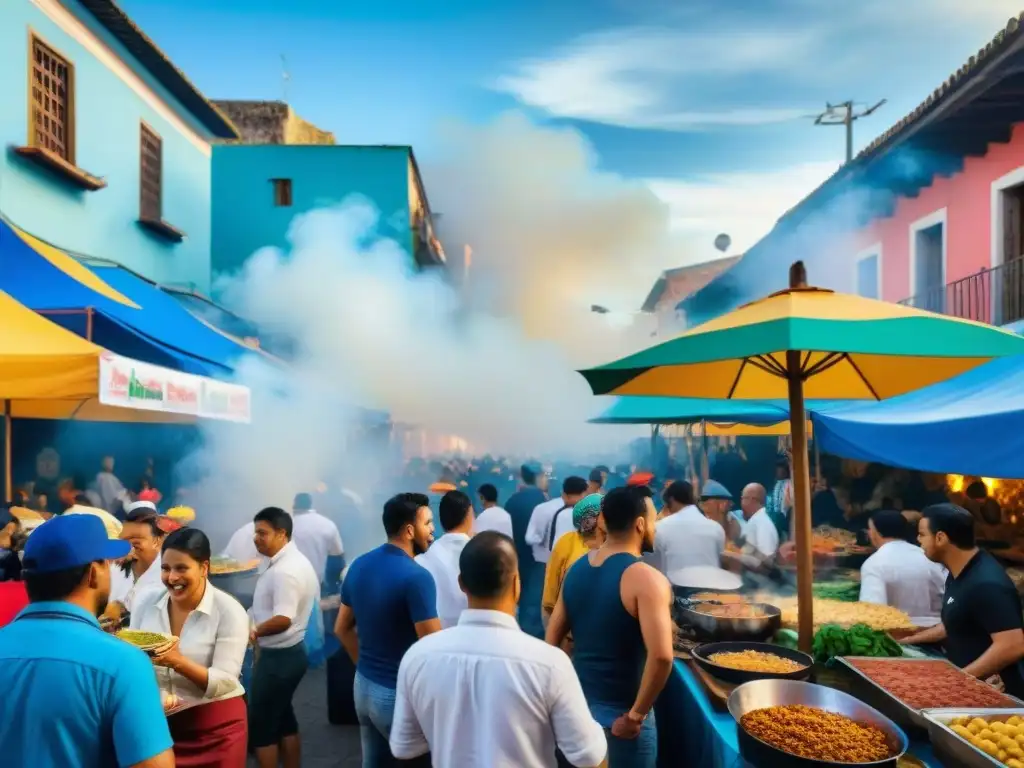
left=0, top=454, right=1022, bottom=767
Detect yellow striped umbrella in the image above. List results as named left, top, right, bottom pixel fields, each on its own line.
left=579, top=262, right=1024, bottom=651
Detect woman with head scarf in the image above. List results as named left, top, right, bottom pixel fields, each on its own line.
left=541, top=493, right=606, bottom=626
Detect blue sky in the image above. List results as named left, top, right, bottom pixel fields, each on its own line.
left=123, top=0, right=1023, bottom=267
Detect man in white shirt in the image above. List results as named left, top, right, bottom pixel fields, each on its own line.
left=290, top=492, right=345, bottom=585
left=391, top=531, right=607, bottom=768
left=248, top=507, right=320, bottom=768
left=860, top=509, right=947, bottom=627
left=525, top=476, right=588, bottom=565
left=474, top=483, right=512, bottom=539
left=651, top=480, right=726, bottom=575
left=222, top=520, right=260, bottom=565
left=739, top=484, right=779, bottom=560
left=416, top=491, right=473, bottom=628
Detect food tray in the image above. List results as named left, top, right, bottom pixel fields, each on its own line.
left=692, top=641, right=813, bottom=685
left=922, top=708, right=1024, bottom=768
left=836, top=657, right=1024, bottom=732
left=115, top=629, right=174, bottom=652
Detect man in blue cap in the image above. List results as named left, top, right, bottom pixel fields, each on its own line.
left=0, top=514, right=174, bottom=768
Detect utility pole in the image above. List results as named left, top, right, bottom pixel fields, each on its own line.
left=814, top=100, right=887, bottom=163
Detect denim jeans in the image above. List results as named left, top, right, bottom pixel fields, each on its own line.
left=588, top=703, right=657, bottom=768
left=353, top=672, right=397, bottom=768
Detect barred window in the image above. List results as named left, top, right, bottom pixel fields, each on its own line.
left=140, top=123, right=162, bottom=221
left=30, top=36, right=73, bottom=161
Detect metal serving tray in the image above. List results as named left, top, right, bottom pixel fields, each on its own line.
left=922, top=708, right=1024, bottom=768
left=835, top=657, right=1024, bottom=733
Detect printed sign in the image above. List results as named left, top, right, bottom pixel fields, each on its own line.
left=99, top=353, right=251, bottom=423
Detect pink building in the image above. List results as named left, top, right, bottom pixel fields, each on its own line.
left=685, top=15, right=1024, bottom=327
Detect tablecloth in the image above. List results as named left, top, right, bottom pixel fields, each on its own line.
left=654, top=661, right=942, bottom=767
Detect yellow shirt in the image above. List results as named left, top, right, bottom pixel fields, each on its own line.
left=542, top=531, right=589, bottom=613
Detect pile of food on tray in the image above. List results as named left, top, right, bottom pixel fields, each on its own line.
left=812, top=623, right=904, bottom=662
left=848, top=658, right=1020, bottom=710
left=946, top=714, right=1024, bottom=766
left=708, top=650, right=807, bottom=675
left=209, top=556, right=260, bottom=575
left=693, top=603, right=771, bottom=620
left=740, top=704, right=895, bottom=763
left=768, top=596, right=915, bottom=632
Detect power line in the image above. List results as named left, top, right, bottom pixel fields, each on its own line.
left=813, top=99, right=887, bottom=164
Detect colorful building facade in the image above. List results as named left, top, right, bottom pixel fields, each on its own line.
left=211, top=142, right=445, bottom=277
left=640, top=256, right=740, bottom=336
left=0, top=0, right=237, bottom=294
left=684, top=15, right=1024, bottom=328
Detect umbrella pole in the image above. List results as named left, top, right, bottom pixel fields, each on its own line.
left=786, top=352, right=815, bottom=652
left=3, top=401, right=10, bottom=503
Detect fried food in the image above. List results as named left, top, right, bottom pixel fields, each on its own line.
left=694, top=603, right=769, bottom=619
left=691, top=592, right=746, bottom=604
left=948, top=714, right=1024, bottom=766
left=741, top=704, right=893, bottom=762
left=770, top=597, right=913, bottom=631
left=707, top=650, right=806, bottom=674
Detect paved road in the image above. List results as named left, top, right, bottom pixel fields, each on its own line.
left=248, top=664, right=363, bottom=767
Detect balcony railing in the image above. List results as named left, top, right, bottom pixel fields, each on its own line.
left=898, top=255, right=1024, bottom=326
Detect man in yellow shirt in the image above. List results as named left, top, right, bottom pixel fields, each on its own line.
left=542, top=494, right=605, bottom=625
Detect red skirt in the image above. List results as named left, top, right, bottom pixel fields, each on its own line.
left=168, top=696, right=248, bottom=768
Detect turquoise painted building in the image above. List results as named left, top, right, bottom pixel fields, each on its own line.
left=211, top=144, right=446, bottom=278
left=0, top=0, right=237, bottom=295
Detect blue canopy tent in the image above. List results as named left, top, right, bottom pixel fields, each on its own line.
left=0, top=219, right=251, bottom=376
left=590, top=396, right=848, bottom=426
left=812, top=355, right=1024, bottom=478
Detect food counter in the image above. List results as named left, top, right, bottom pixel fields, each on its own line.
left=655, top=660, right=940, bottom=767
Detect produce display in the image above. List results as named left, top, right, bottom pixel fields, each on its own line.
left=116, top=629, right=170, bottom=649
left=769, top=597, right=914, bottom=632
left=813, top=580, right=860, bottom=602
left=707, top=650, right=806, bottom=674
left=740, top=704, right=894, bottom=763
left=812, top=623, right=903, bottom=662
left=694, top=603, right=770, bottom=619
left=947, top=714, right=1024, bottom=767
left=848, top=658, right=1019, bottom=710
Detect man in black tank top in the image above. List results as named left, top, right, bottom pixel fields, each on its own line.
left=547, top=487, right=674, bottom=768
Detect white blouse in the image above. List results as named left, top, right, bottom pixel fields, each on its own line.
left=110, top=555, right=163, bottom=614
left=130, top=581, right=249, bottom=710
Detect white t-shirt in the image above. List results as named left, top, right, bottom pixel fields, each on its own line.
left=474, top=506, right=513, bottom=539
left=415, top=532, right=470, bottom=628
left=222, top=521, right=261, bottom=565
left=250, top=542, right=320, bottom=649
left=651, top=505, right=725, bottom=574
left=525, top=498, right=575, bottom=564
left=859, top=540, right=948, bottom=627
left=390, top=609, right=606, bottom=767
left=292, top=510, right=344, bottom=584
left=110, top=554, right=163, bottom=613
left=744, top=508, right=780, bottom=558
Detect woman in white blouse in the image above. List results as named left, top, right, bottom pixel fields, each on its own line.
left=131, top=527, right=249, bottom=767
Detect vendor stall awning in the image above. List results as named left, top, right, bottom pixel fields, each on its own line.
left=812, top=355, right=1024, bottom=478
left=0, top=220, right=251, bottom=376
left=591, top=397, right=848, bottom=426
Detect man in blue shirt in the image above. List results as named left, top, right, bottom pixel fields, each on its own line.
left=505, top=463, right=548, bottom=637
left=0, top=514, right=174, bottom=768
left=335, top=492, right=440, bottom=767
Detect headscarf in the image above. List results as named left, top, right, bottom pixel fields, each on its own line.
left=573, top=493, right=603, bottom=535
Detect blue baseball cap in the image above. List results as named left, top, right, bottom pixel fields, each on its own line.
left=23, top=514, right=131, bottom=573
left=700, top=480, right=733, bottom=500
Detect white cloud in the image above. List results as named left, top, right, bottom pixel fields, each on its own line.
left=493, top=1, right=1022, bottom=131
left=646, top=160, right=840, bottom=257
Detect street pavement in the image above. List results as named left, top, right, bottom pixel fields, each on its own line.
left=248, top=664, right=363, bottom=767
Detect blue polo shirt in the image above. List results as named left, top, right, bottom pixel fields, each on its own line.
left=341, top=543, right=437, bottom=688
left=0, top=601, right=173, bottom=767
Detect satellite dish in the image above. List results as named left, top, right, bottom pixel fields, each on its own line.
left=714, top=234, right=731, bottom=253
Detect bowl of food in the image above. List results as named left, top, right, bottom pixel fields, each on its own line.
left=693, top=641, right=813, bottom=685
left=678, top=600, right=782, bottom=642
left=115, top=629, right=174, bottom=654
left=728, top=679, right=909, bottom=767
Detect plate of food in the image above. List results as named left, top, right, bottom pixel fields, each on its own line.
left=209, top=557, right=260, bottom=575
left=692, top=641, right=813, bottom=684
left=116, top=629, right=175, bottom=653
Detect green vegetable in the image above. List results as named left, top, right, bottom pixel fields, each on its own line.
left=811, top=623, right=904, bottom=663
left=812, top=581, right=860, bottom=602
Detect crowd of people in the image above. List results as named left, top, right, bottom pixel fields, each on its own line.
left=0, top=448, right=1023, bottom=767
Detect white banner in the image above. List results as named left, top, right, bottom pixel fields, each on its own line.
left=98, top=352, right=251, bottom=423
